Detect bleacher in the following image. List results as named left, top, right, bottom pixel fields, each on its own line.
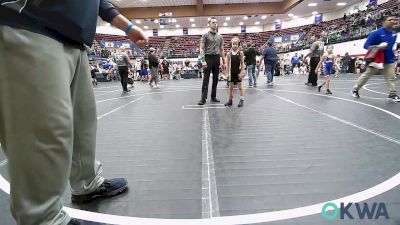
left=92, top=0, right=399, bottom=58
left=169, top=35, right=201, bottom=57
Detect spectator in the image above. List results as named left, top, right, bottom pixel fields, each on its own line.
left=291, top=53, right=300, bottom=73
left=260, top=42, right=278, bottom=85
left=341, top=52, right=350, bottom=73
left=0, top=1, right=148, bottom=225
left=148, top=47, right=160, bottom=88
left=352, top=14, right=400, bottom=102
left=244, top=42, right=258, bottom=88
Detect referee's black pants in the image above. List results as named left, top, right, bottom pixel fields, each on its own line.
left=118, top=66, right=129, bottom=91
left=201, top=54, right=220, bottom=100
left=307, top=57, right=320, bottom=86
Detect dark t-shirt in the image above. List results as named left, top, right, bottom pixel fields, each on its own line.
left=148, top=53, right=159, bottom=69
left=90, top=67, right=98, bottom=78
left=342, top=55, right=350, bottom=64
left=141, top=60, right=148, bottom=69
left=0, top=0, right=119, bottom=47
left=244, top=48, right=257, bottom=66
left=162, top=61, right=170, bottom=72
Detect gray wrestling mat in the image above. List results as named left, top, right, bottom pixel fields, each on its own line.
left=1, top=74, right=400, bottom=225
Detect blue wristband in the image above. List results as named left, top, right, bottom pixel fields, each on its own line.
left=124, top=23, right=134, bottom=35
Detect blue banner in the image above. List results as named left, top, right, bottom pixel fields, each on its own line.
left=271, top=33, right=302, bottom=43
left=275, top=21, right=282, bottom=30
left=241, top=25, right=246, bottom=33
left=100, top=41, right=140, bottom=50
left=153, top=29, right=158, bottom=37
left=314, top=14, right=322, bottom=23
left=183, top=28, right=188, bottom=35
left=283, top=35, right=291, bottom=42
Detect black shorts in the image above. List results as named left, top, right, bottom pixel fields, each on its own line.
left=229, top=73, right=241, bottom=85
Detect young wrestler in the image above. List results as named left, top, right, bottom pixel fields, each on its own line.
left=224, top=37, right=246, bottom=107
left=315, top=45, right=339, bottom=94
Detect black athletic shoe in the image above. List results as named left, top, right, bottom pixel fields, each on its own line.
left=352, top=90, right=360, bottom=98
left=211, top=98, right=220, bottom=103
left=198, top=99, right=206, bottom=105
left=225, top=99, right=233, bottom=107
left=71, top=178, right=128, bottom=203
left=68, top=219, right=82, bottom=225
left=326, top=89, right=332, bottom=95
left=318, top=85, right=322, bottom=92
left=388, top=94, right=400, bottom=102
left=238, top=99, right=244, bottom=107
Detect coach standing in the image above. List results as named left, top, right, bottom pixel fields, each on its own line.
left=198, top=17, right=226, bottom=105
left=304, top=34, right=324, bottom=86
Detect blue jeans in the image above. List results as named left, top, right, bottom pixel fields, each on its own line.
left=265, top=63, right=276, bottom=82
left=247, top=65, right=256, bottom=86
left=341, top=63, right=348, bottom=73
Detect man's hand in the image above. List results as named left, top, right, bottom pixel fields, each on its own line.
left=111, top=15, right=149, bottom=48
left=239, top=71, right=245, bottom=79
left=221, top=72, right=228, bottom=80
left=378, top=42, right=388, bottom=50
left=127, top=26, right=148, bottom=48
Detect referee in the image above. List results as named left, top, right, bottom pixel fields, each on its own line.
left=198, top=17, right=226, bottom=105
left=113, top=49, right=132, bottom=92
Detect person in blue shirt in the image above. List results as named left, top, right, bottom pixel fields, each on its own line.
left=291, top=53, right=300, bottom=74
left=260, top=42, right=278, bottom=85
left=352, top=14, right=399, bottom=102
left=0, top=1, right=148, bottom=225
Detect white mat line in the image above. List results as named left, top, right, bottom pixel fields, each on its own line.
left=201, top=109, right=220, bottom=218
left=97, top=96, right=145, bottom=120
left=272, top=94, right=400, bottom=146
